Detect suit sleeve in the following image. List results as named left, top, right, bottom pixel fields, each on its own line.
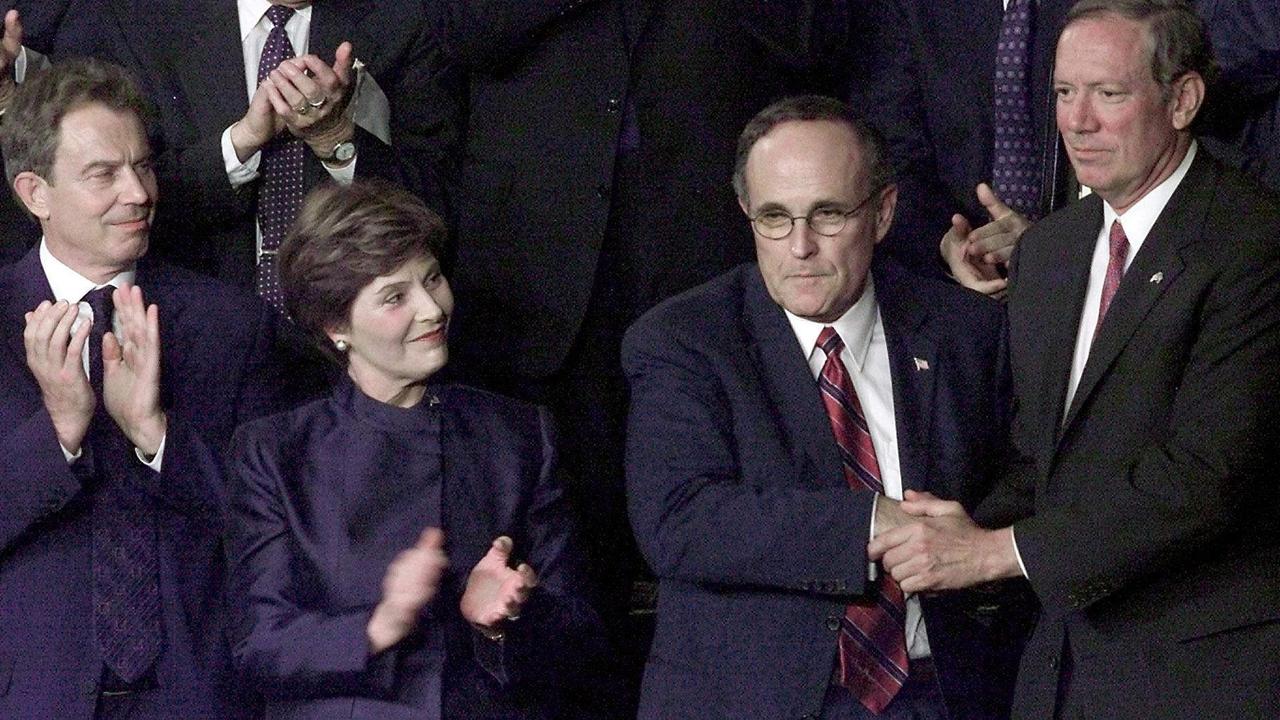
left=471, top=406, right=612, bottom=692
left=225, top=424, right=402, bottom=700
left=1011, top=237, right=1280, bottom=617
left=0, top=405, right=88, bottom=555
left=623, top=317, right=875, bottom=596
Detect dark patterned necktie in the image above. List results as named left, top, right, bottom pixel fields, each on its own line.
left=255, top=4, right=303, bottom=313
left=817, top=327, right=908, bottom=714
left=991, top=0, right=1042, bottom=219
left=1094, top=220, right=1129, bottom=338
left=84, top=286, right=162, bottom=683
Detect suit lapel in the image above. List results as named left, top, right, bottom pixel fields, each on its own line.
left=1022, top=197, right=1098, bottom=461
left=743, top=270, right=845, bottom=489
left=871, top=261, right=937, bottom=494
left=1060, top=154, right=1211, bottom=432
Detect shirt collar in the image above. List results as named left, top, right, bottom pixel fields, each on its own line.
left=786, top=277, right=879, bottom=371
left=239, top=0, right=311, bottom=41
left=1103, top=140, right=1197, bottom=248
left=39, top=239, right=136, bottom=303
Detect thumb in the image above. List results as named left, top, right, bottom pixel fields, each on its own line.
left=333, top=41, right=354, bottom=85
left=417, top=527, right=445, bottom=550
left=101, top=330, right=122, bottom=365
left=489, top=536, right=514, bottom=562
left=976, top=183, right=1012, bottom=221
left=3, top=10, right=22, bottom=59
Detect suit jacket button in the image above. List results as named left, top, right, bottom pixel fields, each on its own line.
left=596, top=184, right=610, bottom=200
left=1049, top=655, right=1059, bottom=671
left=826, top=615, right=841, bottom=631
left=606, top=97, right=621, bottom=114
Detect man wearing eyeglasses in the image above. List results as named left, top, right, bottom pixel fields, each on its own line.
left=623, top=95, right=1033, bottom=720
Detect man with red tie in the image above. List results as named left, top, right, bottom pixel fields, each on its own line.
left=623, top=95, right=1034, bottom=720
left=870, top=2, right=1280, bottom=717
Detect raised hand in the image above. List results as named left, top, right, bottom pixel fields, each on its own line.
left=968, top=183, right=1031, bottom=266
left=101, top=284, right=166, bottom=456
left=460, top=536, right=538, bottom=633
left=23, top=300, right=94, bottom=454
left=941, top=212, right=1007, bottom=296
left=0, top=10, right=24, bottom=110
left=230, top=77, right=287, bottom=163
left=367, top=528, right=448, bottom=654
left=262, top=42, right=357, bottom=159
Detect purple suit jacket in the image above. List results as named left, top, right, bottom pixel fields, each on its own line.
left=0, top=247, right=280, bottom=718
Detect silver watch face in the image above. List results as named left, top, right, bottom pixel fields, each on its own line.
left=333, top=141, right=356, bottom=162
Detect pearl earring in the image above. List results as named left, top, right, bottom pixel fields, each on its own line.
left=335, top=339, right=349, bottom=352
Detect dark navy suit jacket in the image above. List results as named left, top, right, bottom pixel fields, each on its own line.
left=225, top=380, right=611, bottom=719
left=624, top=259, right=1034, bottom=720
left=0, top=247, right=280, bottom=718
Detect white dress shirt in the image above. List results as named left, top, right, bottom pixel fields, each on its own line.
left=785, top=279, right=932, bottom=659
left=222, top=0, right=357, bottom=258
left=1064, top=141, right=1197, bottom=412
left=38, top=241, right=166, bottom=470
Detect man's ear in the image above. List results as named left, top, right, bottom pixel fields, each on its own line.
left=13, top=171, right=50, bottom=220
left=873, top=183, right=898, bottom=245
left=738, top=195, right=751, bottom=218
left=1169, top=71, right=1205, bottom=131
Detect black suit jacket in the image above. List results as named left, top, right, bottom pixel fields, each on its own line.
left=0, top=247, right=281, bottom=718
left=443, top=0, right=851, bottom=379
left=982, top=149, right=1280, bottom=718
left=851, top=0, right=1074, bottom=275
left=50, top=0, right=458, bottom=288
left=624, top=259, right=1033, bottom=720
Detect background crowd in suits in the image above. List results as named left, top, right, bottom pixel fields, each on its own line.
left=1, top=0, right=1278, bottom=716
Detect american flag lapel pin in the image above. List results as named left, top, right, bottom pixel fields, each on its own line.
left=913, top=357, right=930, bottom=372
left=1149, top=271, right=1164, bottom=284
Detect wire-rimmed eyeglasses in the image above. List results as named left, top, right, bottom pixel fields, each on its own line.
left=748, top=185, right=885, bottom=240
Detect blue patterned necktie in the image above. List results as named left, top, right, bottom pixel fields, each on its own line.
left=255, top=4, right=303, bottom=313
left=84, top=286, right=163, bottom=683
left=991, top=0, right=1043, bottom=219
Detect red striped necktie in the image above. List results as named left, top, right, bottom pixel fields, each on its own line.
left=816, top=326, right=908, bottom=714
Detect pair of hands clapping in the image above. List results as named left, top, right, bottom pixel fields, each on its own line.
left=231, top=41, right=358, bottom=163
left=23, top=284, right=166, bottom=458
left=367, top=529, right=539, bottom=654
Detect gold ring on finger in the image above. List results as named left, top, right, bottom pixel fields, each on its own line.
left=307, top=95, right=327, bottom=108
left=295, top=103, right=310, bottom=115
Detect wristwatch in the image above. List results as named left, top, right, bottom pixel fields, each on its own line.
left=322, top=140, right=357, bottom=166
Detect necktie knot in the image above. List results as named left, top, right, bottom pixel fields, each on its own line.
left=82, top=286, right=115, bottom=330
left=265, top=4, right=295, bottom=28
left=1109, top=219, right=1129, bottom=262
left=817, top=326, right=845, bottom=359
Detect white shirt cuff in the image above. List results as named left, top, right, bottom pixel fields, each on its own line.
left=1010, top=525, right=1030, bottom=579
left=222, top=125, right=261, bottom=186
left=135, top=432, right=166, bottom=472
left=323, top=154, right=357, bottom=184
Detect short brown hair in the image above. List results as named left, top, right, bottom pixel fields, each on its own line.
left=1065, top=0, right=1218, bottom=95
left=732, top=95, right=892, bottom=207
left=0, top=57, right=153, bottom=189
left=279, top=180, right=448, bottom=357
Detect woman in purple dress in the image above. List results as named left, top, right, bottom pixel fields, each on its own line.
left=224, top=181, right=609, bottom=719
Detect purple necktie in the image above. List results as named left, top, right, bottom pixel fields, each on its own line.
left=991, top=0, right=1043, bottom=219
left=817, top=328, right=909, bottom=714
left=84, top=286, right=162, bottom=683
left=255, top=4, right=303, bottom=313
left=1094, top=220, right=1129, bottom=338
